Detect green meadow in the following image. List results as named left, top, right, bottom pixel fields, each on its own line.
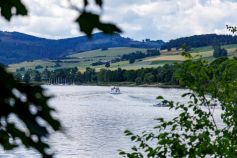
left=8, top=45, right=237, bottom=72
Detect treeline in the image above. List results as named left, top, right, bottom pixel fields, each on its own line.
left=91, top=49, right=160, bottom=66
left=121, top=49, right=160, bottom=63
left=161, top=34, right=237, bottom=50
left=14, top=64, right=178, bottom=85
left=212, top=39, right=228, bottom=58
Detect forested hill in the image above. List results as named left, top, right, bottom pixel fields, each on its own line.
left=0, top=31, right=164, bottom=64
left=161, top=34, right=237, bottom=50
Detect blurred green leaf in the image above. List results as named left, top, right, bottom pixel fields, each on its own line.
left=97, top=23, right=122, bottom=34
left=156, top=96, right=164, bottom=100
left=0, top=65, right=61, bottom=158
left=76, top=11, right=122, bottom=36
left=0, top=0, right=27, bottom=21
left=84, top=0, right=88, bottom=7
left=95, top=0, right=103, bottom=7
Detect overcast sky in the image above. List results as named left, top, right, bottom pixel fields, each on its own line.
left=0, top=0, right=236, bottom=41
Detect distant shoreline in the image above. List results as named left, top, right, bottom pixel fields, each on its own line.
left=31, top=81, right=181, bottom=88
left=47, top=83, right=180, bottom=88
left=95, top=82, right=181, bottom=88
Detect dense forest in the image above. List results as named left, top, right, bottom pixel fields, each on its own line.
left=14, top=64, right=178, bottom=86
left=161, top=34, right=237, bottom=50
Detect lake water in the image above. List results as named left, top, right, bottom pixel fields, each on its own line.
left=0, top=86, right=194, bottom=158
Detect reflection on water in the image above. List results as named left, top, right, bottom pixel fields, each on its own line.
left=0, top=86, right=188, bottom=158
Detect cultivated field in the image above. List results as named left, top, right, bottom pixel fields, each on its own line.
left=8, top=45, right=237, bottom=72
left=69, top=47, right=147, bottom=58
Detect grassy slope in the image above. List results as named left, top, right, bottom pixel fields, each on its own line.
left=69, top=47, right=146, bottom=58
left=147, top=44, right=237, bottom=63
left=8, top=60, right=54, bottom=72
left=8, top=47, right=150, bottom=72
left=8, top=45, right=237, bottom=72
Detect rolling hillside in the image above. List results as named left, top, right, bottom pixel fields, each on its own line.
left=8, top=44, right=237, bottom=72
left=8, top=47, right=151, bottom=72
left=150, top=44, right=237, bottom=63
left=6, top=33, right=237, bottom=73
left=0, top=31, right=164, bottom=64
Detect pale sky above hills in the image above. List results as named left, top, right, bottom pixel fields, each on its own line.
left=0, top=0, right=236, bottom=41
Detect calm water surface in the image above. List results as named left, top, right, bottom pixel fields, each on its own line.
left=0, top=86, right=192, bottom=158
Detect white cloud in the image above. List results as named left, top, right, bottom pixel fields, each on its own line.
left=0, top=0, right=79, bottom=39
left=0, top=0, right=237, bottom=41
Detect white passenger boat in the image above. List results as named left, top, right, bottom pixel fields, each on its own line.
left=110, top=87, right=121, bottom=94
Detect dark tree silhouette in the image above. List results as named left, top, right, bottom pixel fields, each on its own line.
left=0, top=0, right=120, bottom=157
left=105, top=62, right=111, bottom=68
left=212, top=39, right=228, bottom=58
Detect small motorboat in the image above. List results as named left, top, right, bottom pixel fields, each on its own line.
left=110, top=87, right=121, bottom=94
left=153, top=102, right=168, bottom=107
